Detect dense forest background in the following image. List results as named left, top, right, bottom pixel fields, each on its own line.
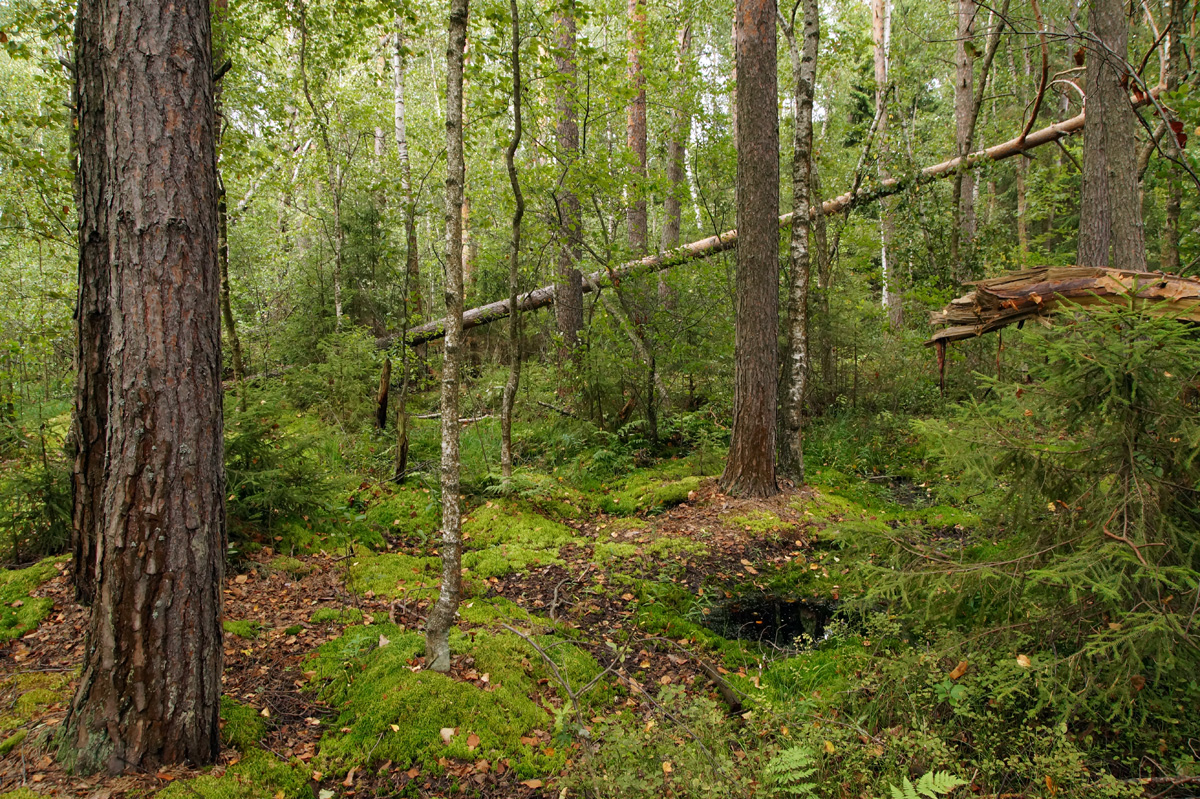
left=0, top=0, right=1198, bottom=795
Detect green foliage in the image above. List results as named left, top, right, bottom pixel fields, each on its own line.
left=310, top=606, right=364, bottom=625
left=280, top=329, right=382, bottom=429
left=269, top=555, right=314, bottom=577
left=224, top=410, right=334, bottom=540
left=763, top=746, right=818, bottom=797
left=885, top=771, right=965, bottom=799
left=0, top=424, right=69, bottom=563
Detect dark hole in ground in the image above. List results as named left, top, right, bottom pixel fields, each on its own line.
left=703, top=594, right=843, bottom=649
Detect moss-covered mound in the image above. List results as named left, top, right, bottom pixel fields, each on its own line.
left=0, top=558, right=63, bottom=641
left=307, top=622, right=611, bottom=778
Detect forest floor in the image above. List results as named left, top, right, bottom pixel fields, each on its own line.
left=0, top=457, right=968, bottom=798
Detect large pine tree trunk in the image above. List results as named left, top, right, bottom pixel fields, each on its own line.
left=721, top=0, right=779, bottom=499
left=501, top=0, right=524, bottom=483
left=1077, top=0, right=1146, bottom=270
left=425, top=0, right=469, bottom=674
left=70, top=0, right=107, bottom=606
left=61, top=0, right=225, bottom=772
left=553, top=1, right=584, bottom=357
left=778, top=0, right=819, bottom=485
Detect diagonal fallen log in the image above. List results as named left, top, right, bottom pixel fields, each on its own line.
left=926, top=266, right=1200, bottom=345
left=389, top=108, right=1102, bottom=349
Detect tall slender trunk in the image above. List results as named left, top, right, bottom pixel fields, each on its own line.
left=811, top=165, right=835, bottom=408
left=1160, top=0, right=1185, bottom=271
left=425, top=0, right=469, bottom=675
left=950, top=0, right=976, bottom=271
left=70, top=0, right=107, bottom=606
left=62, top=0, right=224, bottom=771
left=663, top=23, right=694, bottom=253
left=873, top=0, right=901, bottom=327
left=554, top=1, right=584, bottom=358
left=214, top=0, right=245, bottom=414
left=1011, top=42, right=1030, bottom=257
left=778, top=0, right=819, bottom=485
left=501, top=0, right=524, bottom=483
left=393, top=28, right=422, bottom=320
left=720, top=0, right=779, bottom=499
left=1077, top=0, right=1146, bottom=270
left=626, top=0, right=648, bottom=252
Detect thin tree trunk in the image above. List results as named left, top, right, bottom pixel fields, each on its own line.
left=425, top=0, right=468, bottom=675
left=554, top=0, right=584, bottom=358
left=721, top=0, right=779, bottom=499
left=394, top=28, right=422, bottom=320
left=62, top=0, right=224, bottom=771
left=217, top=179, right=246, bottom=413
left=627, top=0, right=648, bottom=252
left=70, top=0, right=107, bottom=606
left=1160, top=0, right=1185, bottom=271
left=950, top=0, right=977, bottom=270
left=375, top=358, right=391, bottom=430
left=1011, top=42, right=1030, bottom=257
left=501, top=0, right=524, bottom=483
left=662, top=23, right=694, bottom=253
left=873, top=0, right=902, bottom=327
left=1078, top=0, right=1147, bottom=270
left=778, top=0, right=818, bottom=485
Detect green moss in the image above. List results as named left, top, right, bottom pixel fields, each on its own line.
left=464, top=501, right=578, bottom=549
left=0, top=557, right=63, bottom=641
left=593, top=537, right=708, bottom=564
left=221, top=696, right=268, bottom=750
left=310, top=606, right=364, bottom=625
left=601, top=475, right=702, bottom=516
left=347, top=552, right=442, bottom=600
left=593, top=541, right=639, bottom=561
left=463, top=544, right=563, bottom=578
left=0, top=672, right=70, bottom=734
left=457, top=597, right=536, bottom=627
left=0, top=789, right=41, bottom=799
left=0, top=730, right=26, bottom=757
left=284, top=625, right=302, bottom=636
left=726, top=510, right=787, bottom=534
left=269, top=555, right=314, bottom=577
left=158, top=749, right=311, bottom=799
left=307, top=623, right=610, bottom=777
left=362, top=486, right=441, bottom=540
left=762, top=643, right=868, bottom=700
left=223, top=620, right=264, bottom=640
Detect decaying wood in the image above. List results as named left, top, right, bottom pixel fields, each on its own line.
left=393, top=100, right=1145, bottom=349
left=927, top=266, right=1200, bottom=345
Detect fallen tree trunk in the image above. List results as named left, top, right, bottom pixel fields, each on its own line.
left=388, top=108, right=1102, bottom=349
left=927, top=266, right=1200, bottom=345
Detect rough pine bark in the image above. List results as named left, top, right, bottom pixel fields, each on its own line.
left=61, top=0, right=225, bottom=772
left=553, top=1, right=584, bottom=356
left=501, top=0, right=524, bottom=483
left=720, top=0, right=779, bottom=499
left=71, top=0, right=107, bottom=606
left=1077, top=0, right=1146, bottom=270
left=425, top=0, right=469, bottom=674
left=778, top=0, right=819, bottom=485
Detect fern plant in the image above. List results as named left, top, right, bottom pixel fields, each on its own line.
left=764, top=746, right=818, bottom=797
left=886, top=771, right=965, bottom=799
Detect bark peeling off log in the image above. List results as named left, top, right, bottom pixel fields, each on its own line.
left=927, top=266, right=1200, bottom=345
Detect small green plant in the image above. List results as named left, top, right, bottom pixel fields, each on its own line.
left=885, top=771, right=965, bottom=799
left=763, top=746, right=818, bottom=797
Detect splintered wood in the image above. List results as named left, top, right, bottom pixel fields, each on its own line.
left=927, top=266, right=1200, bottom=345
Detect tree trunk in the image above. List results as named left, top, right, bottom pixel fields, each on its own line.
left=873, top=0, right=902, bottom=327
left=425, top=0, right=468, bottom=675
left=1077, top=0, right=1146, bottom=270
left=501, top=0, right=524, bottom=483
left=626, top=0, right=648, bottom=253
left=720, top=0, right=779, bottom=499
left=778, top=0, right=819, bottom=485
left=951, top=0, right=976, bottom=270
left=70, top=0, right=107, bottom=606
left=217, top=179, right=246, bottom=414
left=663, top=23, right=694, bottom=254
left=1160, top=0, right=1185, bottom=272
left=61, top=0, right=225, bottom=772
left=394, top=27, right=422, bottom=320
left=554, top=1, right=584, bottom=357
left=375, top=358, right=391, bottom=430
